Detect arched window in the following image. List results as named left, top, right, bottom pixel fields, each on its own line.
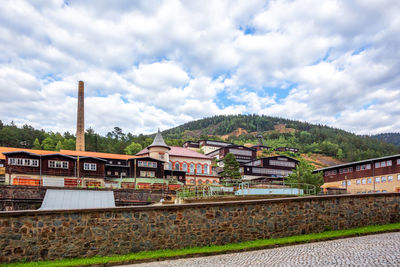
left=204, top=164, right=208, bottom=174
left=190, top=163, right=194, bottom=173
left=175, top=162, right=180, bottom=171
left=206, top=180, right=210, bottom=184
left=168, top=161, right=172, bottom=170
left=198, top=180, right=202, bottom=185
left=213, top=180, right=217, bottom=184
left=197, top=164, right=201, bottom=174
left=182, top=163, right=187, bottom=172
left=190, top=179, right=195, bottom=185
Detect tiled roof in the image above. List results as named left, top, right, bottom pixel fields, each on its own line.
left=136, top=146, right=211, bottom=159
left=0, top=147, right=57, bottom=160
left=148, top=129, right=170, bottom=149
left=60, top=150, right=138, bottom=160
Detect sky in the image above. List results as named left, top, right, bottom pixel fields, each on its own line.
left=1, top=0, right=400, bottom=136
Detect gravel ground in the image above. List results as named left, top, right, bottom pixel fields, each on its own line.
left=126, top=232, right=400, bottom=267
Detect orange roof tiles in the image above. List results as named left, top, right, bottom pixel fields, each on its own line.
left=60, top=150, right=138, bottom=160
left=0, top=147, right=57, bottom=160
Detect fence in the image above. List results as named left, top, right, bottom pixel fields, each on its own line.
left=177, top=180, right=317, bottom=199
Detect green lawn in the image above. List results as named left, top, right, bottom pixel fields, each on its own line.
left=4, top=222, right=400, bottom=267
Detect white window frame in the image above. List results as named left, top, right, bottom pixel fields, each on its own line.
left=84, top=163, right=97, bottom=171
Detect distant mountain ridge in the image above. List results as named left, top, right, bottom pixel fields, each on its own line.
left=370, top=133, right=400, bottom=147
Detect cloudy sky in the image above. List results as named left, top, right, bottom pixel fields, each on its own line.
left=1, top=0, right=400, bottom=135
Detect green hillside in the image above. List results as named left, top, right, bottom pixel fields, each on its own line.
left=162, top=115, right=400, bottom=162
left=371, top=133, right=400, bottom=147
left=0, top=115, right=399, bottom=163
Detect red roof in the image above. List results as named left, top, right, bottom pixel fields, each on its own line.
left=60, top=150, right=138, bottom=160
left=137, top=146, right=211, bottom=159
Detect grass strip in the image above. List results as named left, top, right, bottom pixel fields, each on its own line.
left=4, top=222, right=400, bottom=267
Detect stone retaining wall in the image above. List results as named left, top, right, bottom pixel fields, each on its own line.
left=0, top=185, right=165, bottom=211
left=0, top=193, right=399, bottom=262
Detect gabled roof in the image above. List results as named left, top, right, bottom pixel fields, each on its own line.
left=0, top=146, right=57, bottom=160
left=60, top=149, right=137, bottom=160
left=147, top=129, right=170, bottom=150
left=315, top=154, right=400, bottom=171
left=137, top=146, right=211, bottom=160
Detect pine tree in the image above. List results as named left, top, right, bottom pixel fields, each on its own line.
left=220, top=153, right=241, bottom=183
left=32, top=138, right=41, bottom=150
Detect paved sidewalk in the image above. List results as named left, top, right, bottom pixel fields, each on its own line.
left=128, top=232, right=400, bottom=266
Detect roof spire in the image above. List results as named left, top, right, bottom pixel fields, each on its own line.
left=148, top=129, right=170, bottom=150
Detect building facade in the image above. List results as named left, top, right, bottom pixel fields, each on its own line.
left=316, top=154, right=400, bottom=193
left=206, top=145, right=257, bottom=167
left=241, top=156, right=299, bottom=182
left=137, top=132, right=219, bottom=185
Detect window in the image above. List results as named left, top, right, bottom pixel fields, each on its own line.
left=213, top=180, right=217, bottom=184
left=366, top=164, right=371, bottom=170
left=206, top=180, right=210, bottom=184
left=341, top=181, right=346, bottom=187
left=84, top=163, right=97, bottom=171
left=182, top=163, right=187, bottom=172
left=381, top=176, right=387, bottom=182
left=397, top=159, right=400, bottom=165
left=375, top=162, right=380, bottom=168
left=197, top=164, right=201, bottom=174
left=382, top=190, right=387, bottom=193
left=115, top=171, right=119, bottom=175
left=139, top=171, right=154, bottom=177
left=356, top=166, right=360, bottom=171
left=109, top=161, right=113, bottom=164
left=204, top=164, right=208, bottom=174
left=375, top=177, right=380, bottom=183
left=107, top=171, right=111, bottom=175
left=168, top=162, right=172, bottom=170
left=175, top=162, right=180, bottom=171
left=356, top=179, right=360, bottom=185
left=31, top=160, right=39, bottom=167
left=17, top=158, right=23, bottom=165
left=388, top=175, right=393, bottom=182
left=159, top=153, right=164, bottom=160
left=121, top=172, right=126, bottom=176
left=368, top=178, right=372, bottom=184
left=118, top=161, right=121, bottom=165
left=190, top=179, right=195, bottom=185
left=362, top=179, right=366, bottom=184
left=48, top=160, right=68, bottom=169
left=198, top=180, right=202, bottom=185
left=190, top=163, right=194, bottom=173
left=387, top=160, right=392, bottom=166
left=398, top=174, right=400, bottom=181
left=381, top=161, right=386, bottom=167
left=138, top=161, right=157, bottom=168
left=347, top=180, right=351, bottom=186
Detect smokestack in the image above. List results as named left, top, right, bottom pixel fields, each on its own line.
left=76, top=81, right=85, bottom=151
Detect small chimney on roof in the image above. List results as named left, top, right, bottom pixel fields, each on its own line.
left=76, top=81, right=85, bottom=151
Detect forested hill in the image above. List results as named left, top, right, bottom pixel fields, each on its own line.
left=371, top=133, right=400, bottom=147
left=162, top=115, right=400, bottom=162
left=0, top=115, right=399, bottom=163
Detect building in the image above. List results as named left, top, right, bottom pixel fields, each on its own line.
left=1, top=146, right=178, bottom=188
left=274, top=147, right=299, bottom=153
left=251, top=144, right=272, bottom=152
left=3, top=148, right=106, bottom=187
left=198, top=140, right=234, bottom=154
left=241, top=156, right=299, bottom=183
left=137, top=131, right=219, bottom=185
left=182, top=141, right=200, bottom=151
left=206, top=144, right=257, bottom=167
left=315, top=154, right=400, bottom=193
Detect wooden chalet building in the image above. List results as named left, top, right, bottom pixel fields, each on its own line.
left=315, top=154, right=400, bottom=194
left=241, top=156, right=299, bottom=183
left=206, top=144, right=257, bottom=167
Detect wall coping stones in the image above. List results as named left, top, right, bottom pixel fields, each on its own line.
left=1, top=192, right=398, bottom=217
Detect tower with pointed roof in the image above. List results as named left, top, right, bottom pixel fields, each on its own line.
left=147, top=129, right=170, bottom=163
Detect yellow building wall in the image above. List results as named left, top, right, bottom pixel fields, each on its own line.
left=322, top=173, right=400, bottom=193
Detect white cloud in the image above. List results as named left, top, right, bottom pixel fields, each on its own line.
left=0, top=0, right=400, bottom=135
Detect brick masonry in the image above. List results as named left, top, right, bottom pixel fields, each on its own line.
left=0, top=185, right=165, bottom=211
left=0, top=193, right=399, bottom=262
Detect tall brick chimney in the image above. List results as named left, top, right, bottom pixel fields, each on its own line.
left=76, top=81, right=85, bottom=151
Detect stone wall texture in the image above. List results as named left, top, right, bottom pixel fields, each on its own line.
left=0, top=185, right=165, bottom=211
left=0, top=193, right=399, bottom=262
